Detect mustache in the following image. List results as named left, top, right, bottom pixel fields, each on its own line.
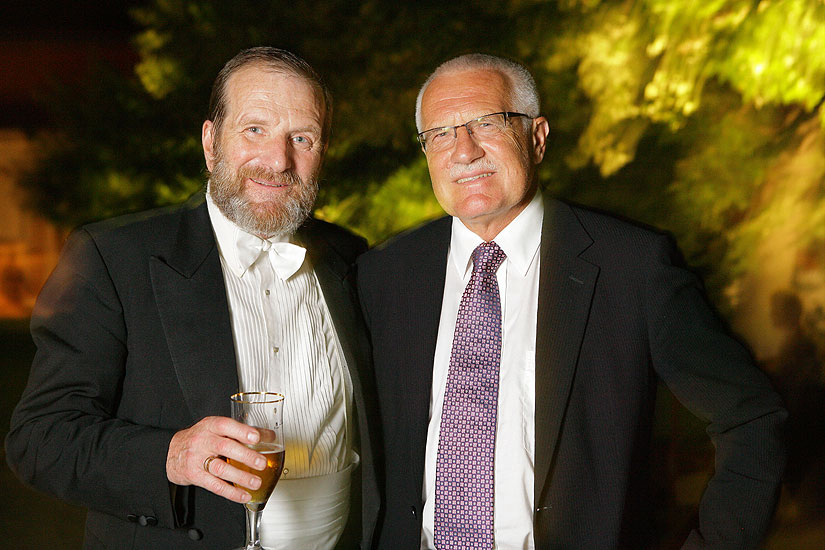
left=449, top=159, right=497, bottom=180
left=239, top=165, right=303, bottom=187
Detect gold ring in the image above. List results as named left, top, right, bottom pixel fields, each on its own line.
left=203, top=455, right=219, bottom=474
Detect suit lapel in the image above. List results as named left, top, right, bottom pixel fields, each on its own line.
left=150, top=194, right=239, bottom=421
left=406, top=217, right=451, bottom=491
left=534, top=200, right=599, bottom=503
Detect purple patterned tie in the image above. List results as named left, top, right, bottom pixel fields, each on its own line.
left=434, top=241, right=506, bottom=549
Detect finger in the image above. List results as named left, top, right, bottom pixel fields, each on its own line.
left=206, top=438, right=268, bottom=494
left=167, top=417, right=256, bottom=486
left=257, top=427, right=277, bottom=445
left=198, top=466, right=255, bottom=504
left=207, top=455, right=263, bottom=494
left=206, top=416, right=261, bottom=445
left=215, top=437, right=268, bottom=472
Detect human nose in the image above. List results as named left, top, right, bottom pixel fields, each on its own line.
left=257, top=137, right=293, bottom=172
left=450, top=125, right=484, bottom=164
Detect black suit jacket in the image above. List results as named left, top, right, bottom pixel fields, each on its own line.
left=357, top=198, right=786, bottom=549
left=6, top=192, right=380, bottom=549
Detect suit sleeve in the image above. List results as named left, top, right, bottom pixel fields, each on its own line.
left=4, top=228, right=179, bottom=528
left=644, top=235, right=786, bottom=549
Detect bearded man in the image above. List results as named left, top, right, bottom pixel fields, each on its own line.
left=6, top=47, right=380, bottom=550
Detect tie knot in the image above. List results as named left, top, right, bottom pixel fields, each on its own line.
left=471, top=241, right=506, bottom=275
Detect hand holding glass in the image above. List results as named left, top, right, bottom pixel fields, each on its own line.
left=230, top=392, right=285, bottom=550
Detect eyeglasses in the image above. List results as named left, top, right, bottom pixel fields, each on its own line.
left=417, top=111, right=532, bottom=153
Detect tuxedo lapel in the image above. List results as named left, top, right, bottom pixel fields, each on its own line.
left=150, top=194, right=239, bottom=422
left=298, top=223, right=364, bottom=371
left=298, top=222, right=382, bottom=543
left=298, top=223, right=376, bottom=434
left=534, top=200, right=599, bottom=503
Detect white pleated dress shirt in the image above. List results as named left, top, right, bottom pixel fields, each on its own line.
left=206, top=191, right=356, bottom=550
left=421, top=191, right=542, bottom=549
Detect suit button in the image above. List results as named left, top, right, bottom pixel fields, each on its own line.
left=410, top=506, right=417, bottom=517
left=188, top=528, right=203, bottom=540
left=127, top=514, right=138, bottom=523
left=137, top=515, right=157, bottom=526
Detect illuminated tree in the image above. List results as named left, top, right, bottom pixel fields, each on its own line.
left=23, top=0, right=825, bottom=328
left=513, top=0, right=825, bottom=333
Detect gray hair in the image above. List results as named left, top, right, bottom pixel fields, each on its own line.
left=207, top=46, right=333, bottom=142
left=414, top=53, right=540, bottom=132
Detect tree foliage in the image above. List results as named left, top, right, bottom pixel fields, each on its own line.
left=23, top=0, right=825, bottom=309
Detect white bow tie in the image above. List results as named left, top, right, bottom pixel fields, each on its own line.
left=235, top=232, right=307, bottom=281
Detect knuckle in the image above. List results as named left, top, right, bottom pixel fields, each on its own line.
left=193, top=427, right=212, bottom=443
left=206, top=476, right=226, bottom=495
left=210, top=416, right=230, bottom=431
left=216, top=439, right=233, bottom=456
left=211, top=457, right=227, bottom=475
left=185, top=447, right=200, bottom=464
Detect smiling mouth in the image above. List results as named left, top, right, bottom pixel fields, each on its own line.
left=250, top=177, right=290, bottom=188
left=456, top=172, right=494, bottom=184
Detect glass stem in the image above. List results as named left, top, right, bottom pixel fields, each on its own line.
left=244, top=506, right=263, bottom=549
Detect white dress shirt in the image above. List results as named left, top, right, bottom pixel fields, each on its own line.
left=206, top=191, right=356, bottom=549
left=421, top=191, right=543, bottom=549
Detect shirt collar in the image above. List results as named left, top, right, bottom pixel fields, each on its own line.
left=205, top=186, right=294, bottom=279
left=449, top=189, right=544, bottom=279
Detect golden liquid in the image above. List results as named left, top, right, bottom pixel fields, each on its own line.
left=229, top=444, right=285, bottom=504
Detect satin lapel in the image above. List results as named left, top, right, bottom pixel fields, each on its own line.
left=150, top=194, right=238, bottom=422
left=534, top=200, right=599, bottom=502
left=406, top=217, right=451, bottom=491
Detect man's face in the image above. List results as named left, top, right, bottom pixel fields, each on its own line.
left=420, top=69, right=548, bottom=239
left=202, top=64, right=326, bottom=237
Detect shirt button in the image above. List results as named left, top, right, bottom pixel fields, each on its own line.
left=265, top=289, right=270, bottom=296
left=273, top=347, right=279, bottom=353
left=283, top=468, right=289, bottom=476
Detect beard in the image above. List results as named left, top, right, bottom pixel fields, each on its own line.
left=208, top=148, right=319, bottom=238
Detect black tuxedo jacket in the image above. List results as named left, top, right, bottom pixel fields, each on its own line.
left=357, top=198, right=785, bottom=549
left=6, top=192, right=380, bottom=549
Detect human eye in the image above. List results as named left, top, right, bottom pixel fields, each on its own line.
left=471, top=114, right=506, bottom=137
left=428, top=128, right=453, bottom=146
left=291, top=134, right=314, bottom=150
left=245, top=126, right=263, bottom=135
left=473, top=121, right=496, bottom=134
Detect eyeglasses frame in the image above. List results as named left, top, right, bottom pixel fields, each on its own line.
left=417, top=111, right=532, bottom=152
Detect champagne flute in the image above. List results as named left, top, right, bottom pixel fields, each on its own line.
left=229, top=392, right=285, bottom=550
